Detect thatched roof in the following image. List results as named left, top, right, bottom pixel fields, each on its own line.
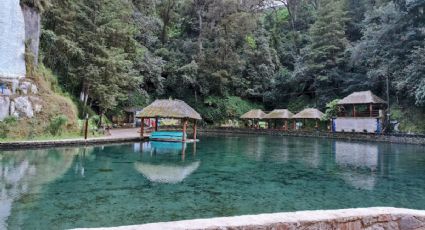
left=138, top=99, right=202, bottom=120
left=240, top=109, right=266, bottom=119
left=338, top=91, right=387, bottom=105
left=263, top=109, right=294, bottom=119
left=293, top=108, right=324, bottom=119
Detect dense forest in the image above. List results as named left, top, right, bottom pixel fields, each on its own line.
left=27, top=0, right=425, bottom=131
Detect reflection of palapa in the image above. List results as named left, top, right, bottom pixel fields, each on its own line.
left=134, top=161, right=200, bottom=184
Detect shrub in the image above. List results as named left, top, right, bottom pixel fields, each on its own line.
left=47, top=115, right=68, bottom=136
left=0, top=116, right=18, bottom=139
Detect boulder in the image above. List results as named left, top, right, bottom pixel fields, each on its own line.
left=12, top=96, right=33, bottom=118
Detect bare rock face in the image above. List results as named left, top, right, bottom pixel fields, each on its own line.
left=22, top=4, right=41, bottom=66
left=12, top=96, right=34, bottom=118
left=19, top=81, right=38, bottom=94
left=0, top=0, right=27, bottom=79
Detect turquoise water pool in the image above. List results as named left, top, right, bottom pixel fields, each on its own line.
left=1, top=135, right=425, bottom=229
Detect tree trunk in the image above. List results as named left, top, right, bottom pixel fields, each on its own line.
left=197, top=8, right=204, bottom=60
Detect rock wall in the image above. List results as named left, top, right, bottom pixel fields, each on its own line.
left=199, top=128, right=425, bottom=145
left=71, top=207, right=425, bottom=230
left=0, top=80, right=42, bottom=120
left=0, top=2, right=42, bottom=121
left=22, top=4, right=41, bottom=66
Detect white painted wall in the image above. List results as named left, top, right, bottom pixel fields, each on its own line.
left=0, top=0, right=26, bottom=79
left=334, top=117, right=379, bottom=133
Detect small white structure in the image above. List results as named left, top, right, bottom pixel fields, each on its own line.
left=333, top=91, right=387, bottom=133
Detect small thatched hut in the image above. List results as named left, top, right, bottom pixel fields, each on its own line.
left=240, top=109, right=266, bottom=119
left=337, top=91, right=386, bottom=117
left=240, top=109, right=266, bottom=128
left=263, top=109, right=294, bottom=130
left=334, top=91, right=387, bottom=133
left=292, top=108, right=324, bottom=129
left=138, top=99, right=202, bottom=141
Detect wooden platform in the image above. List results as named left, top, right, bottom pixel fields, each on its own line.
left=149, top=138, right=199, bottom=143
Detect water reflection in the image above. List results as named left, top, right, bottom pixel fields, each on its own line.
left=334, top=141, right=379, bottom=190
left=134, top=142, right=200, bottom=184
left=0, top=148, right=80, bottom=229
left=335, top=142, right=378, bottom=170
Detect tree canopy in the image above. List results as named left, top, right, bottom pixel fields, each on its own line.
left=38, top=0, right=425, bottom=127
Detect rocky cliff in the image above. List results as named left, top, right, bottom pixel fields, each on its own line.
left=0, top=0, right=42, bottom=121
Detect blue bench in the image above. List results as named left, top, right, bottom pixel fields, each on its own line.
left=150, top=131, right=186, bottom=141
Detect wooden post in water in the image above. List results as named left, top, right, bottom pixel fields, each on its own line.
left=193, top=120, right=197, bottom=140
left=140, top=117, right=144, bottom=138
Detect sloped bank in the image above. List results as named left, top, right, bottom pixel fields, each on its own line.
left=73, top=207, right=425, bottom=230
left=199, top=128, right=425, bottom=145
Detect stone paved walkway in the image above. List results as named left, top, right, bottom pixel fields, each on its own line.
left=0, top=128, right=146, bottom=149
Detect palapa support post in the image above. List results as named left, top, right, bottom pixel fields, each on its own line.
left=353, top=105, right=356, bottom=117
left=285, top=120, right=288, bottom=131
left=155, top=117, right=159, bottom=131
left=369, top=104, right=373, bottom=117
left=182, top=119, right=188, bottom=142
left=193, top=120, right=197, bottom=140
left=315, top=119, right=319, bottom=129
left=140, top=117, right=145, bottom=138
left=293, top=120, right=296, bottom=130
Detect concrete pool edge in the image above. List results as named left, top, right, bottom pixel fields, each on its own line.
left=73, top=207, right=425, bottom=230
left=0, top=136, right=144, bottom=150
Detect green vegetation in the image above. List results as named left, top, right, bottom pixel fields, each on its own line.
left=21, top=0, right=425, bottom=132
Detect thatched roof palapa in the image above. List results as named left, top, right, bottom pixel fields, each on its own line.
left=138, top=99, right=202, bottom=120
left=240, top=109, right=266, bottom=119
left=293, top=108, right=324, bottom=119
left=264, top=109, right=294, bottom=119
left=338, top=91, right=387, bottom=105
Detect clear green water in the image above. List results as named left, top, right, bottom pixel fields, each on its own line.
left=1, top=135, right=425, bottom=229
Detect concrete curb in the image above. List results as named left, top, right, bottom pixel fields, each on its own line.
left=72, top=207, right=425, bottom=230
left=0, top=137, right=145, bottom=150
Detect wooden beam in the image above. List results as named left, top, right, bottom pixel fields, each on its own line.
left=193, top=120, right=197, bottom=140
left=140, top=117, right=145, bottom=138
left=353, top=105, right=356, bottom=117
left=155, top=117, right=159, bottom=131
left=285, top=120, right=288, bottom=131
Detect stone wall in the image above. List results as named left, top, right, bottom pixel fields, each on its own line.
left=199, top=128, right=425, bottom=145
left=72, top=207, right=425, bottom=230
